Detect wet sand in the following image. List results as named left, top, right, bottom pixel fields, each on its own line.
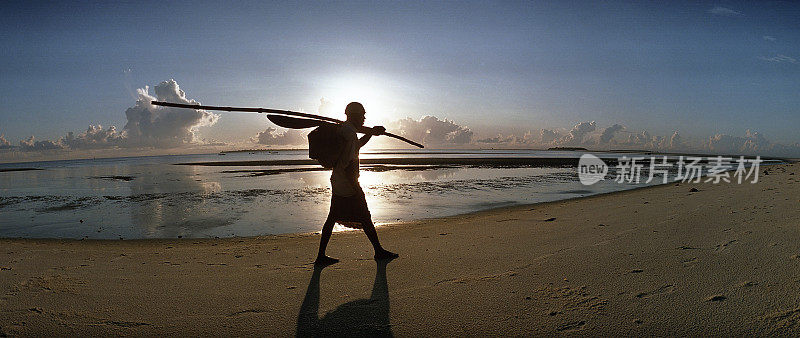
left=220, top=164, right=457, bottom=176
left=176, top=157, right=592, bottom=167
left=176, top=155, right=779, bottom=168
left=1, top=162, right=799, bottom=335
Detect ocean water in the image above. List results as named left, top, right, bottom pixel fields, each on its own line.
left=0, top=149, right=768, bottom=239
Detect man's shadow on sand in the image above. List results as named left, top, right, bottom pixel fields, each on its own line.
left=296, top=259, right=394, bottom=337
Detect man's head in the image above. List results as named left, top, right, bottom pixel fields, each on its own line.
left=345, top=102, right=366, bottom=126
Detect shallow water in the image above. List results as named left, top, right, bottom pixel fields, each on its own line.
left=0, top=150, right=769, bottom=239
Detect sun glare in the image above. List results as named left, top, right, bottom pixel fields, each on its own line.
left=321, top=75, right=397, bottom=126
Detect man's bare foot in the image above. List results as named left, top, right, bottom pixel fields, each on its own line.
left=374, top=250, right=399, bottom=260
left=314, top=255, right=339, bottom=265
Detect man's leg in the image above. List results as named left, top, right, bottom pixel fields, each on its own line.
left=360, top=218, right=382, bottom=251
left=315, top=214, right=339, bottom=265
left=361, top=219, right=398, bottom=260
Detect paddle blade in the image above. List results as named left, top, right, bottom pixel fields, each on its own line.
left=267, top=114, right=330, bottom=129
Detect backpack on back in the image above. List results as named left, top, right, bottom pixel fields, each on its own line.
left=307, top=123, right=344, bottom=168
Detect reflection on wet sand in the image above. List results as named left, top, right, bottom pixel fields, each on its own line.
left=1, top=153, right=670, bottom=239
left=219, top=164, right=459, bottom=177
left=2, top=149, right=784, bottom=239
left=0, top=165, right=594, bottom=238
left=178, top=157, right=592, bottom=167
left=297, top=259, right=394, bottom=336
left=128, top=164, right=232, bottom=238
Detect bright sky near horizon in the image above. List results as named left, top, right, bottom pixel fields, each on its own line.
left=1, top=1, right=799, bottom=155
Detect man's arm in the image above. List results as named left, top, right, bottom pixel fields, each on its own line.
left=358, top=134, right=372, bottom=148
left=358, top=126, right=385, bottom=148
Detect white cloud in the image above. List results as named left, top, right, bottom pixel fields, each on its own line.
left=622, top=130, right=670, bottom=150
left=759, top=54, right=798, bottom=64
left=476, top=134, right=524, bottom=145
left=317, top=97, right=336, bottom=116
left=0, top=134, right=11, bottom=149
left=62, top=125, right=124, bottom=149
left=19, top=136, right=64, bottom=151
left=8, top=81, right=799, bottom=159
left=477, top=122, right=619, bottom=149
left=382, top=117, right=799, bottom=157
left=250, top=127, right=307, bottom=146
left=559, top=121, right=597, bottom=146
left=669, top=131, right=685, bottom=149
left=12, top=79, right=220, bottom=152
left=763, top=35, right=776, bottom=42
left=539, top=129, right=559, bottom=144
left=599, top=124, right=625, bottom=144
left=469, top=122, right=694, bottom=153
left=252, top=114, right=476, bottom=148
left=389, top=116, right=473, bottom=146
left=123, top=79, right=219, bottom=147
left=626, top=130, right=650, bottom=146
left=709, top=6, right=743, bottom=17
left=706, top=130, right=800, bottom=157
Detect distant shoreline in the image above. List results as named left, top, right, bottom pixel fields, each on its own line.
left=0, top=167, right=42, bottom=172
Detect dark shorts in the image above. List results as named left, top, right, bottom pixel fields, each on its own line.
left=329, top=191, right=371, bottom=228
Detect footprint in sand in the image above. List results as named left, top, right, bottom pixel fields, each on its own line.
left=763, top=307, right=800, bottom=332
left=635, top=284, right=675, bottom=299
left=228, top=309, right=267, bottom=317
left=92, top=320, right=151, bottom=328
left=556, top=320, right=586, bottom=332
left=714, top=240, right=737, bottom=252
left=705, top=294, right=726, bottom=302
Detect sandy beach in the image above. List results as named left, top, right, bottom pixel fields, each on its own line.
left=1, top=161, right=798, bottom=335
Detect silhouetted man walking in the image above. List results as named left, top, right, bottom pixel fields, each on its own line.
left=315, top=102, right=398, bottom=265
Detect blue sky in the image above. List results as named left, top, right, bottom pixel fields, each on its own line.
left=1, top=1, right=799, bottom=153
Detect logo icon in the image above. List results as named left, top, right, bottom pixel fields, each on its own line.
left=578, top=154, right=607, bottom=185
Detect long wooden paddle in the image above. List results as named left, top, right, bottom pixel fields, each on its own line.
left=151, top=101, right=424, bottom=148
left=267, top=114, right=330, bottom=129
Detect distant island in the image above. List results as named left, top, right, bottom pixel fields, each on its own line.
left=547, top=147, right=588, bottom=151
left=218, top=148, right=307, bottom=154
